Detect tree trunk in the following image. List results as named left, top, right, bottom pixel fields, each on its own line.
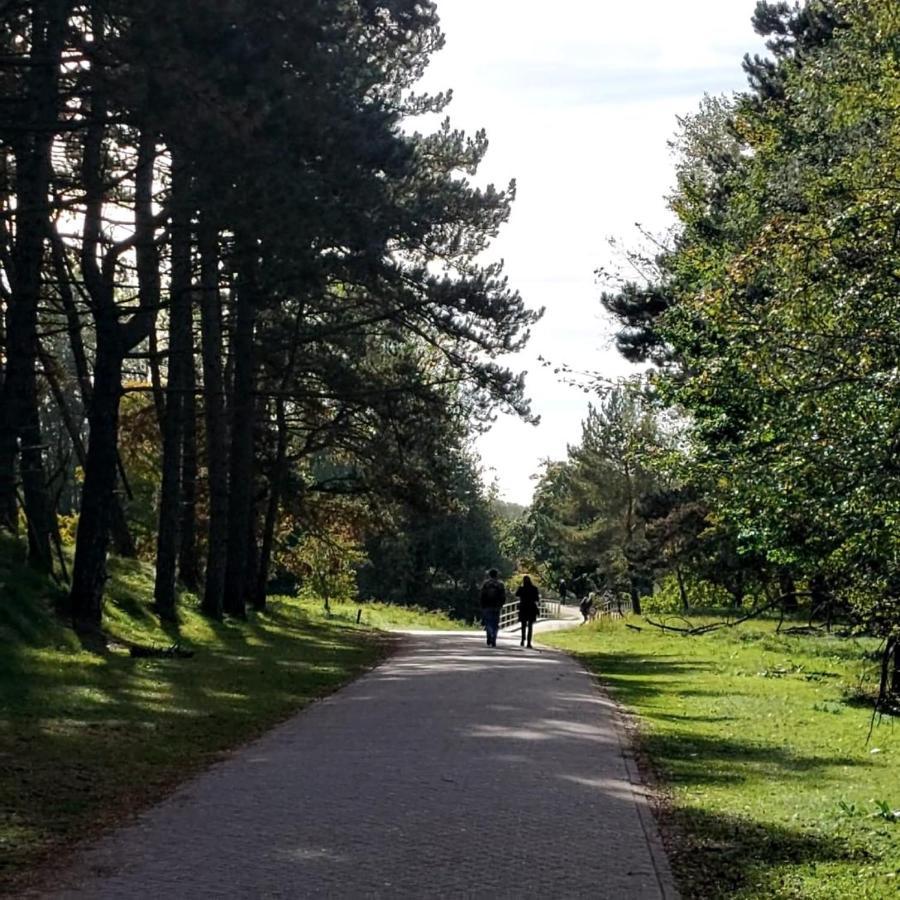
left=675, top=566, right=689, bottom=612
left=245, top=504, right=260, bottom=613
left=254, top=400, right=288, bottom=611
left=0, top=2, right=69, bottom=565
left=222, top=237, right=258, bottom=619
left=69, top=328, right=123, bottom=630
left=177, top=342, right=200, bottom=592
left=779, top=571, right=798, bottom=612
left=153, top=151, right=192, bottom=621
left=39, top=346, right=136, bottom=557
left=629, top=582, right=642, bottom=616
left=198, top=214, right=228, bottom=618
left=147, top=323, right=166, bottom=432
left=892, top=639, right=900, bottom=697
left=67, top=25, right=158, bottom=628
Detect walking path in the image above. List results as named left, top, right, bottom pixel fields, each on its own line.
left=46, top=626, right=677, bottom=899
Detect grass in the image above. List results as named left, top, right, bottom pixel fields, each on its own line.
left=292, top=595, right=467, bottom=631
left=543, top=615, right=900, bottom=899
left=0, top=536, right=457, bottom=893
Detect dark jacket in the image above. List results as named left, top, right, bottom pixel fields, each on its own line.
left=480, top=578, right=506, bottom=610
left=515, top=582, right=540, bottom=623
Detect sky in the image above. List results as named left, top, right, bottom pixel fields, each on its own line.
left=417, top=1, right=768, bottom=505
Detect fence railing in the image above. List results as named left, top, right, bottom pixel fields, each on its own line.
left=498, top=597, right=562, bottom=629
left=587, top=591, right=627, bottom=620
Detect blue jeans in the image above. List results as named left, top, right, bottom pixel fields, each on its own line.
left=482, top=608, right=500, bottom=645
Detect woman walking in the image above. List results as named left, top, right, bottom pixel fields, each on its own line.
left=515, top=575, right=540, bottom=648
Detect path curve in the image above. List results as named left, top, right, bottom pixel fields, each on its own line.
left=45, top=629, right=677, bottom=899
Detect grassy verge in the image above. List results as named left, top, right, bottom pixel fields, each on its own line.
left=0, top=538, right=455, bottom=893
left=543, top=616, right=900, bottom=899
left=292, top=596, right=468, bottom=631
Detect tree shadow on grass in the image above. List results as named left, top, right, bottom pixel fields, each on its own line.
left=576, top=650, right=714, bottom=706
left=641, top=729, right=871, bottom=789
left=664, top=805, right=865, bottom=899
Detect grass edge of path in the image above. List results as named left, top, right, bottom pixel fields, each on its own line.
left=0, top=538, right=461, bottom=895
left=542, top=617, right=900, bottom=900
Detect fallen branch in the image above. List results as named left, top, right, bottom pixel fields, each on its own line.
left=643, top=593, right=806, bottom=636
left=127, top=643, right=194, bottom=659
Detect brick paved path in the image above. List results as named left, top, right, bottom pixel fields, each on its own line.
left=47, top=629, right=677, bottom=899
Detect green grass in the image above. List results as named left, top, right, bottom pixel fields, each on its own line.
left=294, top=595, right=468, bottom=631
left=0, top=537, right=454, bottom=893
left=544, top=616, right=900, bottom=899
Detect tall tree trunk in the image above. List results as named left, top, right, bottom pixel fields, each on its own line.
left=46, top=227, right=135, bottom=558
left=622, top=460, right=641, bottom=615
left=147, top=324, right=166, bottom=430
left=198, top=214, right=228, bottom=618
left=177, top=342, right=200, bottom=591
left=254, top=400, right=288, bottom=611
left=153, top=151, right=192, bottom=621
left=39, top=345, right=135, bottom=557
left=245, top=503, right=260, bottom=613
left=69, top=103, right=159, bottom=627
left=70, top=326, right=123, bottom=630
left=222, top=237, right=258, bottom=619
left=0, top=1, right=69, bottom=566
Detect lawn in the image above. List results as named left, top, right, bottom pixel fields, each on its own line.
left=293, top=595, right=468, bottom=631
left=543, top=616, right=900, bottom=899
left=0, top=538, right=457, bottom=893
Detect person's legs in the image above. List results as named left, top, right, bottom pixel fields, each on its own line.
left=520, top=621, right=526, bottom=646
left=486, top=609, right=499, bottom=646
left=526, top=620, right=534, bottom=647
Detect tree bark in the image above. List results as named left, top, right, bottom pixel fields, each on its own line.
left=153, top=150, right=192, bottom=621
left=779, top=571, right=798, bottom=613
left=39, top=345, right=135, bottom=557
left=254, top=400, right=288, bottom=611
left=0, top=1, right=70, bottom=567
left=198, top=213, right=228, bottom=618
left=177, top=339, right=200, bottom=592
left=675, top=566, right=689, bottom=612
left=70, top=326, right=123, bottom=630
left=222, top=236, right=259, bottom=619
left=892, top=639, right=900, bottom=697
left=69, top=105, right=160, bottom=627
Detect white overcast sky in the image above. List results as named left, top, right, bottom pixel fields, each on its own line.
left=417, top=1, right=767, bottom=505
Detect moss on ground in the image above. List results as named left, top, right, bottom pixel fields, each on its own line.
left=544, top=616, right=900, bottom=899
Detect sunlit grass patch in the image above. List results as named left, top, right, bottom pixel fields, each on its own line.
left=544, top=617, right=900, bottom=899
left=289, top=595, right=468, bottom=631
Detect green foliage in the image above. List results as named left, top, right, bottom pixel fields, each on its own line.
left=641, top=573, right=734, bottom=615
left=599, top=0, right=900, bottom=663
left=545, top=617, right=900, bottom=898
left=358, top=450, right=508, bottom=619
left=525, top=385, right=669, bottom=606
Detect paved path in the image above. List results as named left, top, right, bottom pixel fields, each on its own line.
left=46, top=629, right=677, bottom=899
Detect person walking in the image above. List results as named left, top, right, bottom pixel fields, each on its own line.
left=479, top=568, right=506, bottom=647
left=515, top=575, right=540, bottom=649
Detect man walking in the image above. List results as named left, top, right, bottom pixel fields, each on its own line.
left=480, top=568, right=506, bottom=647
